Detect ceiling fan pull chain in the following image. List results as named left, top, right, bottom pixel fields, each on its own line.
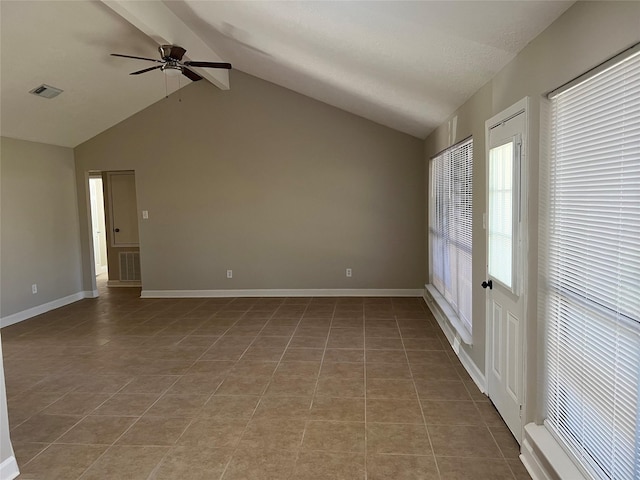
left=165, top=69, right=168, bottom=99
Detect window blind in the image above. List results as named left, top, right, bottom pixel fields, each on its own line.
left=429, top=138, right=473, bottom=333
left=542, top=47, right=640, bottom=480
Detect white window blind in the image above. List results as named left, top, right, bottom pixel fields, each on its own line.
left=429, top=138, right=473, bottom=334
left=542, top=47, right=640, bottom=480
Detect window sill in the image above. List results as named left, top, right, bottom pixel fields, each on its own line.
left=521, top=423, right=589, bottom=480
left=424, top=284, right=472, bottom=345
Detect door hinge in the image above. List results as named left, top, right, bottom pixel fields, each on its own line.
left=519, top=405, right=523, bottom=418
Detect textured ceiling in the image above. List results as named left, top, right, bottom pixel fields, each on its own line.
left=0, top=1, right=189, bottom=148
left=0, top=1, right=573, bottom=147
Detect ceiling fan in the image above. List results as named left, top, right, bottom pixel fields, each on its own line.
left=111, top=44, right=232, bottom=82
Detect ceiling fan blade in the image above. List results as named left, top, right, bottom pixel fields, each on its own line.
left=130, top=65, right=163, bottom=75
left=183, top=61, right=232, bottom=69
left=111, top=53, right=163, bottom=63
left=182, top=68, right=202, bottom=82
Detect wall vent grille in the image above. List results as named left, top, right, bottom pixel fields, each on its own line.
left=119, top=252, right=141, bottom=282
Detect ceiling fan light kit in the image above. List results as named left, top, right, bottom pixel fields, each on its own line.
left=162, top=64, right=182, bottom=77
left=111, top=44, right=232, bottom=82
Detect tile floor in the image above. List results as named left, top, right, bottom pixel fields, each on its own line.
left=1, top=279, right=531, bottom=479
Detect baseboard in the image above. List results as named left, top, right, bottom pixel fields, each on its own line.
left=458, top=345, right=486, bottom=394
left=0, top=455, right=19, bottom=480
left=0, top=291, right=92, bottom=328
left=423, top=285, right=486, bottom=394
left=521, top=423, right=588, bottom=480
left=141, top=288, right=423, bottom=298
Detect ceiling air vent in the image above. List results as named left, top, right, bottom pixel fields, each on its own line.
left=29, top=84, right=63, bottom=99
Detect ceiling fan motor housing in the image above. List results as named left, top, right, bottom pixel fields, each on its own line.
left=159, top=44, right=186, bottom=62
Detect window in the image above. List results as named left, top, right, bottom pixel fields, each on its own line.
left=429, top=138, right=473, bottom=337
left=541, top=46, right=640, bottom=480
left=488, top=139, right=519, bottom=291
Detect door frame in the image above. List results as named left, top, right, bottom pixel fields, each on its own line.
left=484, top=97, right=530, bottom=441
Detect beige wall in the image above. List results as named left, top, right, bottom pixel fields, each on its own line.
left=75, top=71, right=425, bottom=293
left=423, top=1, right=640, bottom=424
left=0, top=137, right=83, bottom=318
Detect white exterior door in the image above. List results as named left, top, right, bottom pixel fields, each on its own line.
left=484, top=99, right=528, bottom=443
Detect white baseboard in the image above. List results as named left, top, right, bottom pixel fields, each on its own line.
left=141, top=288, right=423, bottom=298
left=0, top=291, right=93, bottom=328
left=458, top=346, right=486, bottom=394
left=423, top=285, right=486, bottom=394
left=521, top=423, right=588, bottom=480
left=0, top=455, right=19, bottom=480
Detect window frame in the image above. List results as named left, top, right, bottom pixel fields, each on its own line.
left=540, top=43, right=640, bottom=480
left=428, top=136, right=474, bottom=344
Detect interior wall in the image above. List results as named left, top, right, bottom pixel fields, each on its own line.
left=0, top=137, right=83, bottom=318
left=74, top=71, right=425, bottom=293
left=423, top=1, right=640, bottom=424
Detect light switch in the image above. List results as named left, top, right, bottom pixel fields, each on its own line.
left=142, top=210, right=149, bottom=219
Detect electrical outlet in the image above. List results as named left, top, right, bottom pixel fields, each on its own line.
left=346, top=268, right=352, bottom=277
left=32, top=284, right=38, bottom=294
left=226, top=270, right=233, bottom=279
left=142, top=210, right=149, bottom=219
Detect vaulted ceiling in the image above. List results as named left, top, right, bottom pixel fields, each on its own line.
left=0, top=1, right=573, bottom=148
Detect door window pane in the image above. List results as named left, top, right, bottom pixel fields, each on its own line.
left=488, top=141, right=515, bottom=289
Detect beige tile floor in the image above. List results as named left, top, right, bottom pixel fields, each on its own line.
left=1, top=279, right=531, bottom=479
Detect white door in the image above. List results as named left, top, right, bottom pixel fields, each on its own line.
left=484, top=99, right=528, bottom=443
left=108, top=172, right=139, bottom=247
left=89, top=177, right=108, bottom=275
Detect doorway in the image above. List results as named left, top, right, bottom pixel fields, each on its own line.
left=483, top=98, right=529, bottom=444
left=87, top=171, right=141, bottom=294
left=89, top=176, right=108, bottom=277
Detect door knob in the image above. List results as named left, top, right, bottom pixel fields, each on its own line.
left=481, top=279, right=493, bottom=290
left=114, top=228, right=120, bottom=232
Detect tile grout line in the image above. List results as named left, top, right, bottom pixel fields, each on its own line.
left=18, top=374, right=142, bottom=472
left=217, top=298, right=312, bottom=480
left=394, top=300, right=442, bottom=480
left=362, top=301, right=368, bottom=480
left=7, top=292, right=210, bottom=477
left=486, top=424, right=520, bottom=480
left=295, top=299, right=337, bottom=479
left=78, top=299, right=241, bottom=480
left=146, top=299, right=282, bottom=480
